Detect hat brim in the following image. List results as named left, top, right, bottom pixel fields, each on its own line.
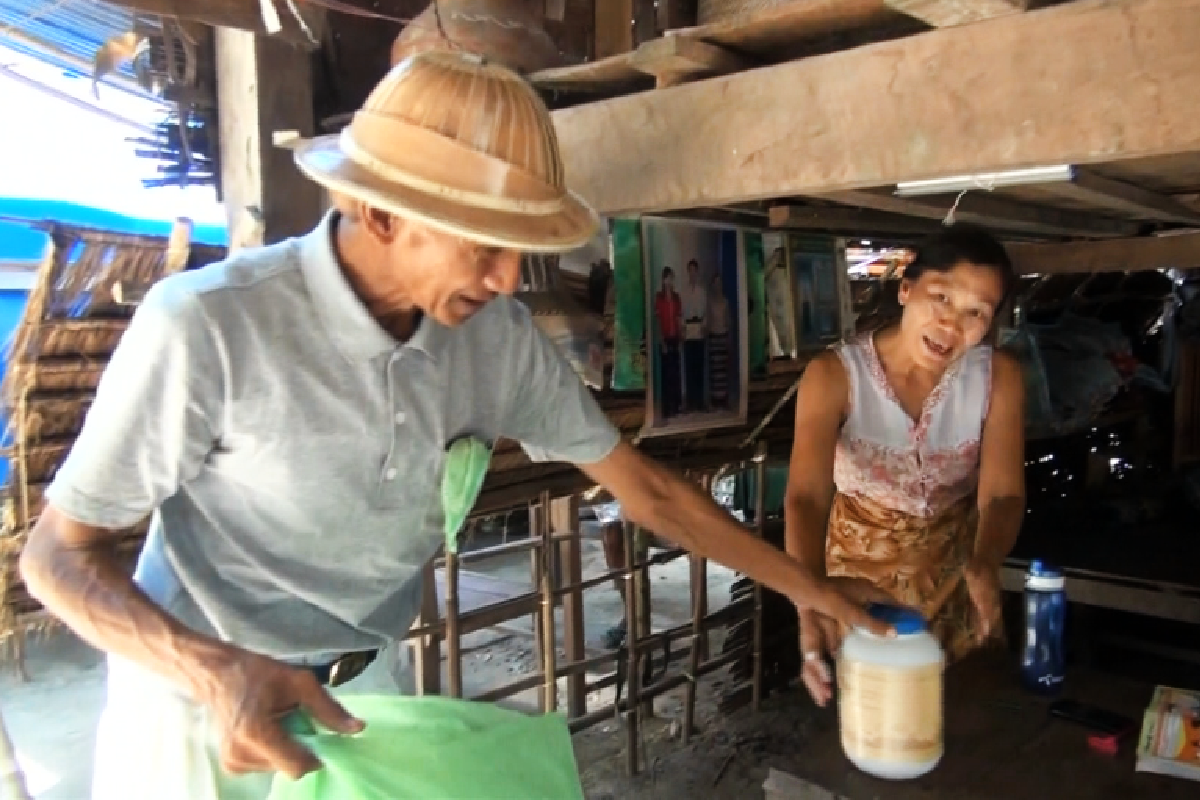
left=293, top=135, right=601, bottom=254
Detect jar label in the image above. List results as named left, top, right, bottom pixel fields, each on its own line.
left=838, top=659, right=943, bottom=764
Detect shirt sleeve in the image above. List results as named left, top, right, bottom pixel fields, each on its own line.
left=44, top=277, right=223, bottom=529
left=502, top=306, right=620, bottom=466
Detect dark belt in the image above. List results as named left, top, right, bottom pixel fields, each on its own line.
left=308, top=649, right=379, bottom=687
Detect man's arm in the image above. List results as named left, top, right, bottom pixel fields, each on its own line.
left=20, top=280, right=359, bottom=778
left=974, top=350, right=1027, bottom=568
left=580, top=443, right=887, bottom=634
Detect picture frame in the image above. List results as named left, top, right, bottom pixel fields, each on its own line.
left=640, top=216, right=750, bottom=438
left=789, top=234, right=854, bottom=351
left=762, top=232, right=797, bottom=360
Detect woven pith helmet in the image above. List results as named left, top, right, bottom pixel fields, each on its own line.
left=292, top=50, right=598, bottom=253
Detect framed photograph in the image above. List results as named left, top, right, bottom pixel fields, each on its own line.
left=762, top=232, right=797, bottom=359
left=610, top=218, right=647, bottom=392
left=789, top=234, right=851, bottom=350
left=640, top=216, right=749, bottom=438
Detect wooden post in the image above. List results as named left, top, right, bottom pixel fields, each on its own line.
left=538, top=491, right=559, bottom=712
left=553, top=495, right=587, bottom=718
left=594, top=0, right=634, bottom=59
left=412, top=560, right=441, bottom=695
left=752, top=448, right=767, bottom=712
left=445, top=549, right=463, bottom=698
left=528, top=499, right=547, bottom=711
left=215, top=28, right=323, bottom=252
left=622, top=520, right=642, bottom=776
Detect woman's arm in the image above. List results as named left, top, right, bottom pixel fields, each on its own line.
left=783, top=352, right=847, bottom=574
left=964, top=350, right=1026, bottom=638
left=975, top=350, right=1027, bottom=568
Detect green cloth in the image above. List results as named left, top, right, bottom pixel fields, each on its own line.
left=268, top=695, right=585, bottom=800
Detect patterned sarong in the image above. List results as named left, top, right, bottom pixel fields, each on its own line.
left=826, top=491, right=992, bottom=662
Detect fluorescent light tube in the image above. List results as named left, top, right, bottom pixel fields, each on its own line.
left=895, top=165, right=1075, bottom=197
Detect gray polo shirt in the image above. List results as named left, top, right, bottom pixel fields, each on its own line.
left=46, top=212, right=620, bottom=661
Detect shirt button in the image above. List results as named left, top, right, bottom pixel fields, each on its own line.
left=385, top=468, right=398, bottom=480
left=394, top=411, right=406, bottom=425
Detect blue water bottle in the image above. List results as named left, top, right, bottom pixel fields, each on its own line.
left=1021, top=560, right=1066, bottom=695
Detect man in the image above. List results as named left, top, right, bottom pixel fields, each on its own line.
left=681, top=258, right=708, bottom=412
left=20, top=52, right=887, bottom=800
left=654, top=265, right=683, bottom=418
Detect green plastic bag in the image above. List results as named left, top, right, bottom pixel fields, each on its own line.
left=267, top=695, right=585, bottom=800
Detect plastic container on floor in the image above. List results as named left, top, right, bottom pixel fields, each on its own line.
left=838, top=604, right=945, bottom=781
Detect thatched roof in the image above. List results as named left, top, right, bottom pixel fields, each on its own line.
left=0, top=218, right=226, bottom=642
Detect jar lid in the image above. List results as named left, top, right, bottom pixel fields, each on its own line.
left=866, top=603, right=927, bottom=635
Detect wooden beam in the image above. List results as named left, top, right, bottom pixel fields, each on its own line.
left=630, top=36, right=754, bottom=86
left=769, top=204, right=941, bottom=235
left=1007, top=232, right=1200, bottom=275
left=552, top=0, right=1200, bottom=216
left=216, top=28, right=323, bottom=251
left=822, top=189, right=1140, bottom=239
left=885, top=0, right=1028, bottom=27
left=1037, top=170, right=1200, bottom=226
left=595, top=0, right=635, bottom=59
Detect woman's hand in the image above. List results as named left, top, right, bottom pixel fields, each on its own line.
left=963, top=557, right=1003, bottom=642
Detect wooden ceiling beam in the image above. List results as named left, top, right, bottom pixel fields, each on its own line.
left=553, top=0, right=1200, bottom=216
left=631, top=36, right=755, bottom=87
left=885, top=0, right=1028, bottom=27
left=1007, top=232, right=1200, bottom=275
left=821, top=188, right=1140, bottom=239
left=1036, top=170, right=1200, bottom=226
left=768, top=204, right=942, bottom=235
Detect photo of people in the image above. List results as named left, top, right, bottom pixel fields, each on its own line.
left=642, top=217, right=748, bottom=437
left=762, top=232, right=797, bottom=359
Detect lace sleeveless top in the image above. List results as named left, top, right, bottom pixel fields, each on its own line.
left=832, top=333, right=993, bottom=519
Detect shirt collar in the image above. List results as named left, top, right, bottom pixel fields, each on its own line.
left=299, top=211, right=449, bottom=363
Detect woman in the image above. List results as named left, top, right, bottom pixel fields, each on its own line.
left=785, top=224, right=1026, bottom=706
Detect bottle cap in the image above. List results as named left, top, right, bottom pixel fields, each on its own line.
left=1029, top=559, right=1063, bottom=578
left=865, top=603, right=927, bottom=635
left=1027, top=559, right=1066, bottom=591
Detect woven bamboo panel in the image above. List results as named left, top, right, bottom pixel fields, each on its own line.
left=0, top=219, right=211, bottom=646
left=31, top=320, right=128, bottom=358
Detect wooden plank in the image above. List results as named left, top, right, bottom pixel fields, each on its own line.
left=1000, top=564, right=1200, bottom=624
left=595, top=0, right=635, bottom=59
left=531, top=0, right=906, bottom=90
left=1007, top=232, right=1200, bottom=275
left=698, top=0, right=792, bottom=25
left=552, top=0, right=1200, bottom=216
left=552, top=496, right=587, bottom=718
left=215, top=28, right=324, bottom=250
left=824, top=188, right=1140, bottom=239
left=1037, top=169, right=1200, bottom=225
left=631, top=36, right=755, bottom=85
left=771, top=203, right=950, bottom=235
left=886, top=0, right=1028, bottom=28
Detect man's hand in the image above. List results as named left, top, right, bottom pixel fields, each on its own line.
left=963, top=557, right=1003, bottom=643
left=794, top=576, right=894, bottom=706
left=797, top=609, right=840, bottom=706
left=199, top=649, right=365, bottom=779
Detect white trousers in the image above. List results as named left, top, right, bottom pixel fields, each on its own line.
left=90, top=643, right=415, bottom=800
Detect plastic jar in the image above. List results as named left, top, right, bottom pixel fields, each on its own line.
left=837, top=604, right=945, bottom=780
